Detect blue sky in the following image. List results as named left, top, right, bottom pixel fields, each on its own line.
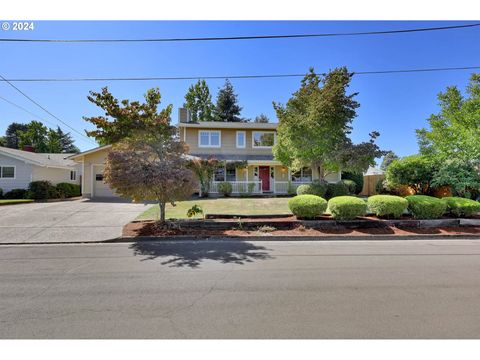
left=0, top=21, right=479, bottom=156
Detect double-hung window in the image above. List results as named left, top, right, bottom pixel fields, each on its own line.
left=291, top=167, right=312, bottom=182
left=252, top=131, right=275, bottom=148
left=198, top=130, right=221, bottom=148
left=236, top=131, right=246, bottom=148
left=0, top=166, right=15, bottom=179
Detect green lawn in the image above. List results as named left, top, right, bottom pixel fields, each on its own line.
left=137, top=197, right=292, bottom=220
left=0, top=199, right=34, bottom=206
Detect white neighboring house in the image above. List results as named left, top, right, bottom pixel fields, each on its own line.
left=0, top=146, right=82, bottom=193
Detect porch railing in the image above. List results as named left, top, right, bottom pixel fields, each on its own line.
left=207, top=180, right=313, bottom=195
left=274, top=181, right=312, bottom=194
left=209, top=181, right=263, bottom=194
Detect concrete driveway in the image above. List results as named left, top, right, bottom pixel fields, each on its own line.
left=0, top=199, right=150, bottom=244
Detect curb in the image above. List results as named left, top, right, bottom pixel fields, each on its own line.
left=107, top=234, right=480, bottom=243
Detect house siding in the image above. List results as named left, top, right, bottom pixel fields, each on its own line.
left=31, top=166, right=81, bottom=186
left=183, top=127, right=274, bottom=157
left=80, top=148, right=111, bottom=198
left=0, top=153, right=33, bottom=192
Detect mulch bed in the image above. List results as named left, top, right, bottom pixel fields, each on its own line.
left=123, top=218, right=480, bottom=238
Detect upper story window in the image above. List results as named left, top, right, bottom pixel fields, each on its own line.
left=236, top=131, right=246, bottom=148
left=252, top=131, right=275, bottom=148
left=70, top=170, right=76, bottom=181
left=0, top=166, right=15, bottom=179
left=198, top=130, right=221, bottom=148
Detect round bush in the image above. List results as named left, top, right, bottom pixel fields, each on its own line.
left=342, top=171, right=363, bottom=195
left=405, top=195, right=447, bottom=219
left=325, top=182, right=349, bottom=200
left=296, top=180, right=328, bottom=198
left=367, top=195, right=408, bottom=219
left=27, top=180, right=59, bottom=200
left=218, top=182, right=232, bottom=197
left=341, top=179, right=357, bottom=195
left=328, top=196, right=367, bottom=220
left=288, top=194, right=328, bottom=219
left=443, top=197, right=480, bottom=217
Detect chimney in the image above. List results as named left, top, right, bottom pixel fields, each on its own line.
left=23, top=145, right=35, bottom=152
left=178, top=107, right=191, bottom=123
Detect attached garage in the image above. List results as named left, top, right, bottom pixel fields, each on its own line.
left=69, top=145, right=122, bottom=200
left=92, top=164, right=117, bottom=198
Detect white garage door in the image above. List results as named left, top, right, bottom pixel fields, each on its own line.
left=93, top=165, right=118, bottom=198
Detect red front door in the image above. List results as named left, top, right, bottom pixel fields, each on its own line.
left=259, top=166, right=270, bottom=191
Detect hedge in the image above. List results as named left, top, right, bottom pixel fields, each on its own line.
left=296, top=180, right=328, bottom=198
left=405, top=195, right=447, bottom=219
left=27, top=181, right=60, bottom=200
left=56, top=183, right=81, bottom=198
left=443, top=197, right=480, bottom=217
left=341, top=179, right=357, bottom=195
left=367, top=195, right=408, bottom=219
left=325, top=182, right=349, bottom=200
left=3, top=188, right=28, bottom=199
left=328, top=196, right=367, bottom=220
left=288, top=194, right=328, bottom=219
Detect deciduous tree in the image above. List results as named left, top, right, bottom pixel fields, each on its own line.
left=273, top=67, right=383, bottom=179
left=416, top=73, right=480, bottom=164
left=380, top=151, right=399, bottom=171
left=84, top=87, right=172, bottom=145
left=184, top=80, right=214, bottom=122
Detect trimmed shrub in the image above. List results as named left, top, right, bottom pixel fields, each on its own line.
left=367, top=195, right=408, bottom=219
left=27, top=181, right=59, bottom=200
left=0, top=188, right=3, bottom=199
left=405, top=195, right=447, bottom=219
left=56, top=183, right=81, bottom=198
left=328, top=196, right=367, bottom=220
left=288, top=194, right=328, bottom=219
left=342, top=171, right=363, bottom=195
left=443, top=197, right=480, bottom=217
left=325, top=181, right=349, bottom=200
left=296, top=180, right=328, bottom=198
left=342, top=179, right=357, bottom=195
left=218, top=182, right=232, bottom=197
left=3, top=188, right=28, bottom=199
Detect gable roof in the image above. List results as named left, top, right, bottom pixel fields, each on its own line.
left=178, top=121, right=278, bottom=130
left=0, top=146, right=78, bottom=169
left=68, top=145, right=112, bottom=160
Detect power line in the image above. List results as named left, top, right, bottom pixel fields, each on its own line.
left=0, top=74, right=97, bottom=145
left=1, top=66, right=479, bottom=83
left=1, top=23, right=479, bottom=43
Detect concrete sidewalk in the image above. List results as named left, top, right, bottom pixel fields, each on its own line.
left=0, top=199, right=149, bottom=244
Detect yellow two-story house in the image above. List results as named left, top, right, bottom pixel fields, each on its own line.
left=70, top=108, right=341, bottom=199
left=178, top=108, right=341, bottom=196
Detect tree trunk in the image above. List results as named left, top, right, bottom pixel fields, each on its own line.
left=158, top=202, right=166, bottom=223
left=317, top=165, right=325, bottom=181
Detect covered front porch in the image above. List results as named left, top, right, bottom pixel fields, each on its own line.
left=207, top=160, right=341, bottom=196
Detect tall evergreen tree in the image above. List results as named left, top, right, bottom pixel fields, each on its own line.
left=184, top=80, right=214, bottom=122
left=55, top=127, right=80, bottom=153
left=254, top=114, right=270, bottom=123
left=213, top=79, right=242, bottom=122
left=5, top=122, right=28, bottom=149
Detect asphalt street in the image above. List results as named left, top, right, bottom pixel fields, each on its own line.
left=1, top=239, right=480, bottom=338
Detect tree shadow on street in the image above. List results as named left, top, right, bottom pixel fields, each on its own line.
left=129, top=240, right=274, bottom=268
